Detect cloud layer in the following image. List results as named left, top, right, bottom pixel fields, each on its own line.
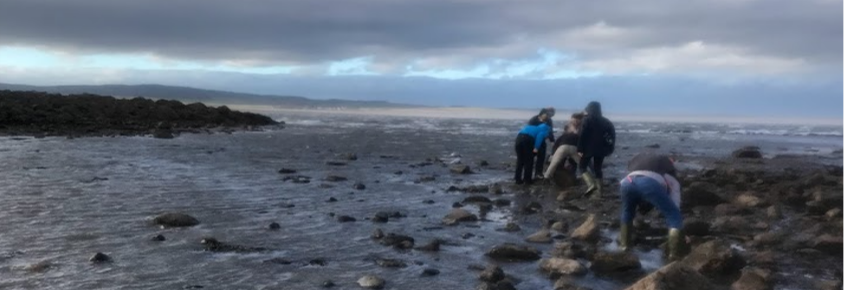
left=0, top=0, right=841, bottom=77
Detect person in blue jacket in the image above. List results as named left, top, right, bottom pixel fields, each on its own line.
left=514, top=118, right=551, bottom=185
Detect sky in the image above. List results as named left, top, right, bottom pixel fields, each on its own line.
left=0, top=0, right=843, bottom=119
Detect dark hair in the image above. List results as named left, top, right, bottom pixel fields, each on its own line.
left=571, top=113, right=584, bottom=120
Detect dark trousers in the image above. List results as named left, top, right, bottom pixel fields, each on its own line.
left=533, top=142, right=547, bottom=177
left=514, top=134, right=535, bottom=183
left=579, top=154, right=605, bottom=179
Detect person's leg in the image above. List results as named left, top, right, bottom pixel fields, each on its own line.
left=593, top=155, right=605, bottom=179
left=522, top=144, right=534, bottom=184
left=619, top=178, right=639, bottom=249
left=579, top=154, right=597, bottom=195
left=633, top=176, right=685, bottom=259
left=534, top=142, right=548, bottom=178
left=634, top=177, right=682, bottom=229
left=544, top=146, right=568, bottom=179
left=592, top=155, right=606, bottom=197
left=514, top=136, right=525, bottom=183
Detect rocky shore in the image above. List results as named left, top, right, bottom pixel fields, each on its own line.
left=0, top=115, right=840, bottom=289
left=0, top=90, right=280, bottom=138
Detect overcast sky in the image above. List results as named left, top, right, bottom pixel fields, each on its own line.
left=0, top=0, right=842, bottom=118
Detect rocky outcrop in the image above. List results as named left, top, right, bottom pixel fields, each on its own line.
left=0, top=91, right=278, bottom=137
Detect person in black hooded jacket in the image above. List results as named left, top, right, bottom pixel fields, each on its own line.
left=577, top=101, right=615, bottom=198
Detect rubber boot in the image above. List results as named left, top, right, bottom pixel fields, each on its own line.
left=667, top=228, right=683, bottom=260
left=592, top=178, right=603, bottom=199
left=618, top=223, right=632, bottom=251
left=581, top=172, right=597, bottom=196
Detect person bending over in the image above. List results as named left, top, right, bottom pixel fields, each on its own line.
left=618, top=153, right=685, bottom=260
left=514, top=120, right=550, bottom=185
left=528, top=107, right=555, bottom=179
left=543, top=113, right=584, bottom=180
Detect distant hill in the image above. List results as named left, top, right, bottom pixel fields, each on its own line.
left=0, top=83, right=414, bottom=109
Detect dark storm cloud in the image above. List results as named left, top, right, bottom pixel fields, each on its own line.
left=0, top=0, right=841, bottom=68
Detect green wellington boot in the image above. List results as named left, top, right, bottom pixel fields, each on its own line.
left=581, top=172, right=597, bottom=197
left=618, top=224, right=632, bottom=251
left=592, top=178, right=603, bottom=199
left=667, top=228, right=684, bottom=260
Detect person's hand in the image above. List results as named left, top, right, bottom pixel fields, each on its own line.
left=578, top=152, right=583, bottom=157
left=533, top=149, right=538, bottom=154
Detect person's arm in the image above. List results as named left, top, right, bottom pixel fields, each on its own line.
left=666, top=174, right=681, bottom=209
left=577, top=119, right=590, bottom=154
left=535, top=129, right=549, bottom=150
left=546, top=119, right=555, bottom=142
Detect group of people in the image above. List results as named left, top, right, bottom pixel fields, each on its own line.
left=513, top=101, right=685, bottom=259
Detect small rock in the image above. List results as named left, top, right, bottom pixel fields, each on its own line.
left=731, top=268, right=772, bottom=290
left=326, top=161, right=347, bottom=166
left=24, top=261, right=52, bottom=273
left=89, top=252, right=111, bottom=263
left=153, top=212, right=200, bottom=228
left=479, top=265, right=506, bottom=282
left=375, top=258, right=407, bottom=268
left=815, top=279, right=842, bottom=290
left=325, top=175, right=348, bottom=182
left=442, top=208, right=478, bottom=225
left=551, top=221, right=569, bottom=232
left=570, top=214, right=600, bottom=242
left=525, top=230, right=553, bottom=244
left=357, top=275, right=385, bottom=289
left=268, top=222, right=281, bottom=230
left=451, top=202, right=464, bottom=208
left=415, top=240, right=440, bottom=252
left=183, top=286, right=204, bottom=289
left=151, top=234, right=166, bottom=242
left=263, top=258, right=293, bottom=265
left=811, top=234, right=842, bottom=255
left=493, top=199, right=511, bottom=207
left=343, top=153, right=358, bottom=161
left=309, top=258, right=327, bottom=266
left=485, top=243, right=541, bottom=261
left=825, top=208, right=841, bottom=221
left=523, top=202, right=543, bottom=214
left=462, top=233, right=476, bottom=239
left=326, top=197, right=338, bottom=202
left=379, top=233, right=415, bottom=249
left=463, top=196, right=493, bottom=204
left=540, top=257, right=588, bottom=276
left=337, top=216, right=357, bottom=223
left=646, top=144, right=661, bottom=149
left=450, top=165, right=473, bottom=174
left=733, top=146, right=763, bottom=159
left=371, top=229, right=385, bottom=240
left=423, top=199, right=435, bottom=204
left=766, top=205, right=783, bottom=220
left=590, top=251, right=642, bottom=274
left=500, top=222, right=521, bottom=232
left=681, top=240, right=746, bottom=278
left=373, top=212, right=390, bottom=223
left=354, top=182, right=366, bottom=190
left=422, top=268, right=440, bottom=276
left=322, top=280, right=336, bottom=288
left=736, top=193, right=766, bottom=208
left=277, top=168, right=297, bottom=174
left=554, top=277, right=591, bottom=290
left=624, top=262, right=714, bottom=290
left=478, top=160, right=490, bottom=167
